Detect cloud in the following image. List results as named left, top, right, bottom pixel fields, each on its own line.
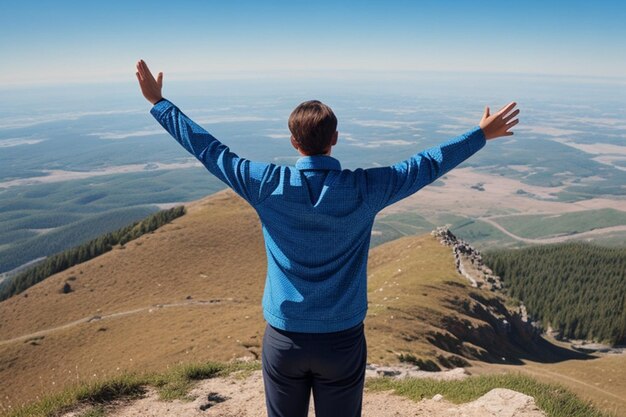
left=348, top=119, right=423, bottom=130
left=87, top=129, right=166, bottom=140
left=0, top=137, right=46, bottom=147
left=518, top=125, right=582, bottom=137
left=435, top=124, right=468, bottom=135
left=194, top=115, right=278, bottom=124
left=348, top=139, right=414, bottom=148
left=0, top=160, right=202, bottom=189
left=0, top=109, right=143, bottom=129
left=265, top=132, right=291, bottom=139
left=447, top=115, right=480, bottom=125
left=376, top=107, right=420, bottom=115
left=340, top=132, right=357, bottom=142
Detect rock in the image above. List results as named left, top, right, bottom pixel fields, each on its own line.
left=376, top=367, right=402, bottom=377
left=460, top=388, right=545, bottom=417
left=60, top=282, right=73, bottom=294
left=432, top=394, right=443, bottom=401
left=366, top=363, right=469, bottom=381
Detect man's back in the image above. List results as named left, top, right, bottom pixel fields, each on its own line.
left=256, top=157, right=376, bottom=333
left=150, top=97, right=486, bottom=333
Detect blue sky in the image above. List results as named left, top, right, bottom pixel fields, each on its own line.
left=1, top=0, right=625, bottom=86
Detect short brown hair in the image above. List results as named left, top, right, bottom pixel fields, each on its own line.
left=288, top=100, right=337, bottom=155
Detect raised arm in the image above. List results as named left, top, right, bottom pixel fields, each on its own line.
left=362, top=102, right=519, bottom=212
left=135, top=59, right=278, bottom=206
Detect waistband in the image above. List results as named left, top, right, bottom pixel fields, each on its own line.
left=267, top=321, right=364, bottom=340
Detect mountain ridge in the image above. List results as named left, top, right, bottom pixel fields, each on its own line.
left=0, top=189, right=621, bottom=414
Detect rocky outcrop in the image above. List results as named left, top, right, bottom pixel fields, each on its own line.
left=431, top=226, right=538, bottom=327
left=431, top=226, right=502, bottom=291
left=429, top=227, right=544, bottom=362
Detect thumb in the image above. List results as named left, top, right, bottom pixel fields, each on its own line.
left=483, top=106, right=490, bottom=119
left=157, top=72, right=163, bottom=88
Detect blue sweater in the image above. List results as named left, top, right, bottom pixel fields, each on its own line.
left=150, top=98, right=486, bottom=333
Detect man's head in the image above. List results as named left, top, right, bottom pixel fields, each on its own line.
left=288, top=100, right=338, bottom=156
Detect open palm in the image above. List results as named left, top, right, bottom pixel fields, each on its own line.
left=479, top=102, right=520, bottom=140
left=135, top=59, right=163, bottom=105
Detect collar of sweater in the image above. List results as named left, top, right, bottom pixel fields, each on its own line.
left=295, top=155, right=342, bottom=171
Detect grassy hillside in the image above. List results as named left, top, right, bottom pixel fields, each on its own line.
left=0, top=205, right=185, bottom=301
left=0, top=190, right=623, bottom=415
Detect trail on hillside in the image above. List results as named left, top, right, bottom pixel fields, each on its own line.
left=62, top=370, right=547, bottom=417
left=0, top=299, right=232, bottom=346
left=477, top=217, right=626, bottom=244
left=515, top=364, right=626, bottom=404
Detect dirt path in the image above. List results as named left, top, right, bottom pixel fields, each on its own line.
left=514, top=365, right=625, bottom=404
left=0, top=299, right=232, bottom=346
left=63, top=370, right=547, bottom=417
left=477, top=217, right=626, bottom=244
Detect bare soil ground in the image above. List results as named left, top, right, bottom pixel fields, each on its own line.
left=62, top=369, right=546, bottom=417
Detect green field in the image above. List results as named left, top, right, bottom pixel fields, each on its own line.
left=490, top=208, right=626, bottom=239
left=371, top=212, right=435, bottom=247
left=372, top=211, right=522, bottom=250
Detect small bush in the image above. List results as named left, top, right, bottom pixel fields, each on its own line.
left=398, top=353, right=441, bottom=371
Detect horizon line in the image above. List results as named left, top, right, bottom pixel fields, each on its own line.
left=2, top=68, right=626, bottom=90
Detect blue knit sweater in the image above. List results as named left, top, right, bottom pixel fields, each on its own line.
left=150, top=98, right=486, bottom=332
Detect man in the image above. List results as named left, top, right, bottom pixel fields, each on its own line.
left=135, top=59, right=519, bottom=417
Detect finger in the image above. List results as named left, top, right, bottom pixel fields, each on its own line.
left=137, top=61, right=149, bottom=82
left=157, top=72, right=163, bottom=88
left=135, top=71, right=144, bottom=83
left=502, top=109, right=520, bottom=123
left=497, top=102, right=516, bottom=117
left=136, top=60, right=148, bottom=80
left=505, top=118, right=519, bottom=129
left=140, top=60, right=156, bottom=81
left=496, top=101, right=517, bottom=116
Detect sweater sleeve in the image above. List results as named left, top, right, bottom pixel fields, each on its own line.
left=362, top=126, right=487, bottom=212
left=149, top=98, right=279, bottom=206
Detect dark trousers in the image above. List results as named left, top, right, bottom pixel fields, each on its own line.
left=261, top=322, right=367, bottom=417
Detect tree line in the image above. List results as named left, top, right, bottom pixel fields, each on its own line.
left=0, top=205, right=186, bottom=301
left=482, top=241, right=626, bottom=346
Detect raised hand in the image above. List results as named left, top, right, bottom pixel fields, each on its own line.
left=135, top=59, right=163, bottom=105
left=479, top=102, right=520, bottom=140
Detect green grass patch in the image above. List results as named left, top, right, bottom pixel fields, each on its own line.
left=371, top=212, right=434, bottom=248
left=491, top=208, right=626, bottom=240
left=451, top=219, right=520, bottom=248
left=76, top=406, right=106, bottom=417
left=365, top=372, right=614, bottom=417
left=1, top=360, right=260, bottom=417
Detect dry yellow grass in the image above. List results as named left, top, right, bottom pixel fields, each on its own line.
left=0, top=190, right=268, bottom=409
left=0, top=189, right=624, bottom=416
left=471, top=355, right=626, bottom=417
